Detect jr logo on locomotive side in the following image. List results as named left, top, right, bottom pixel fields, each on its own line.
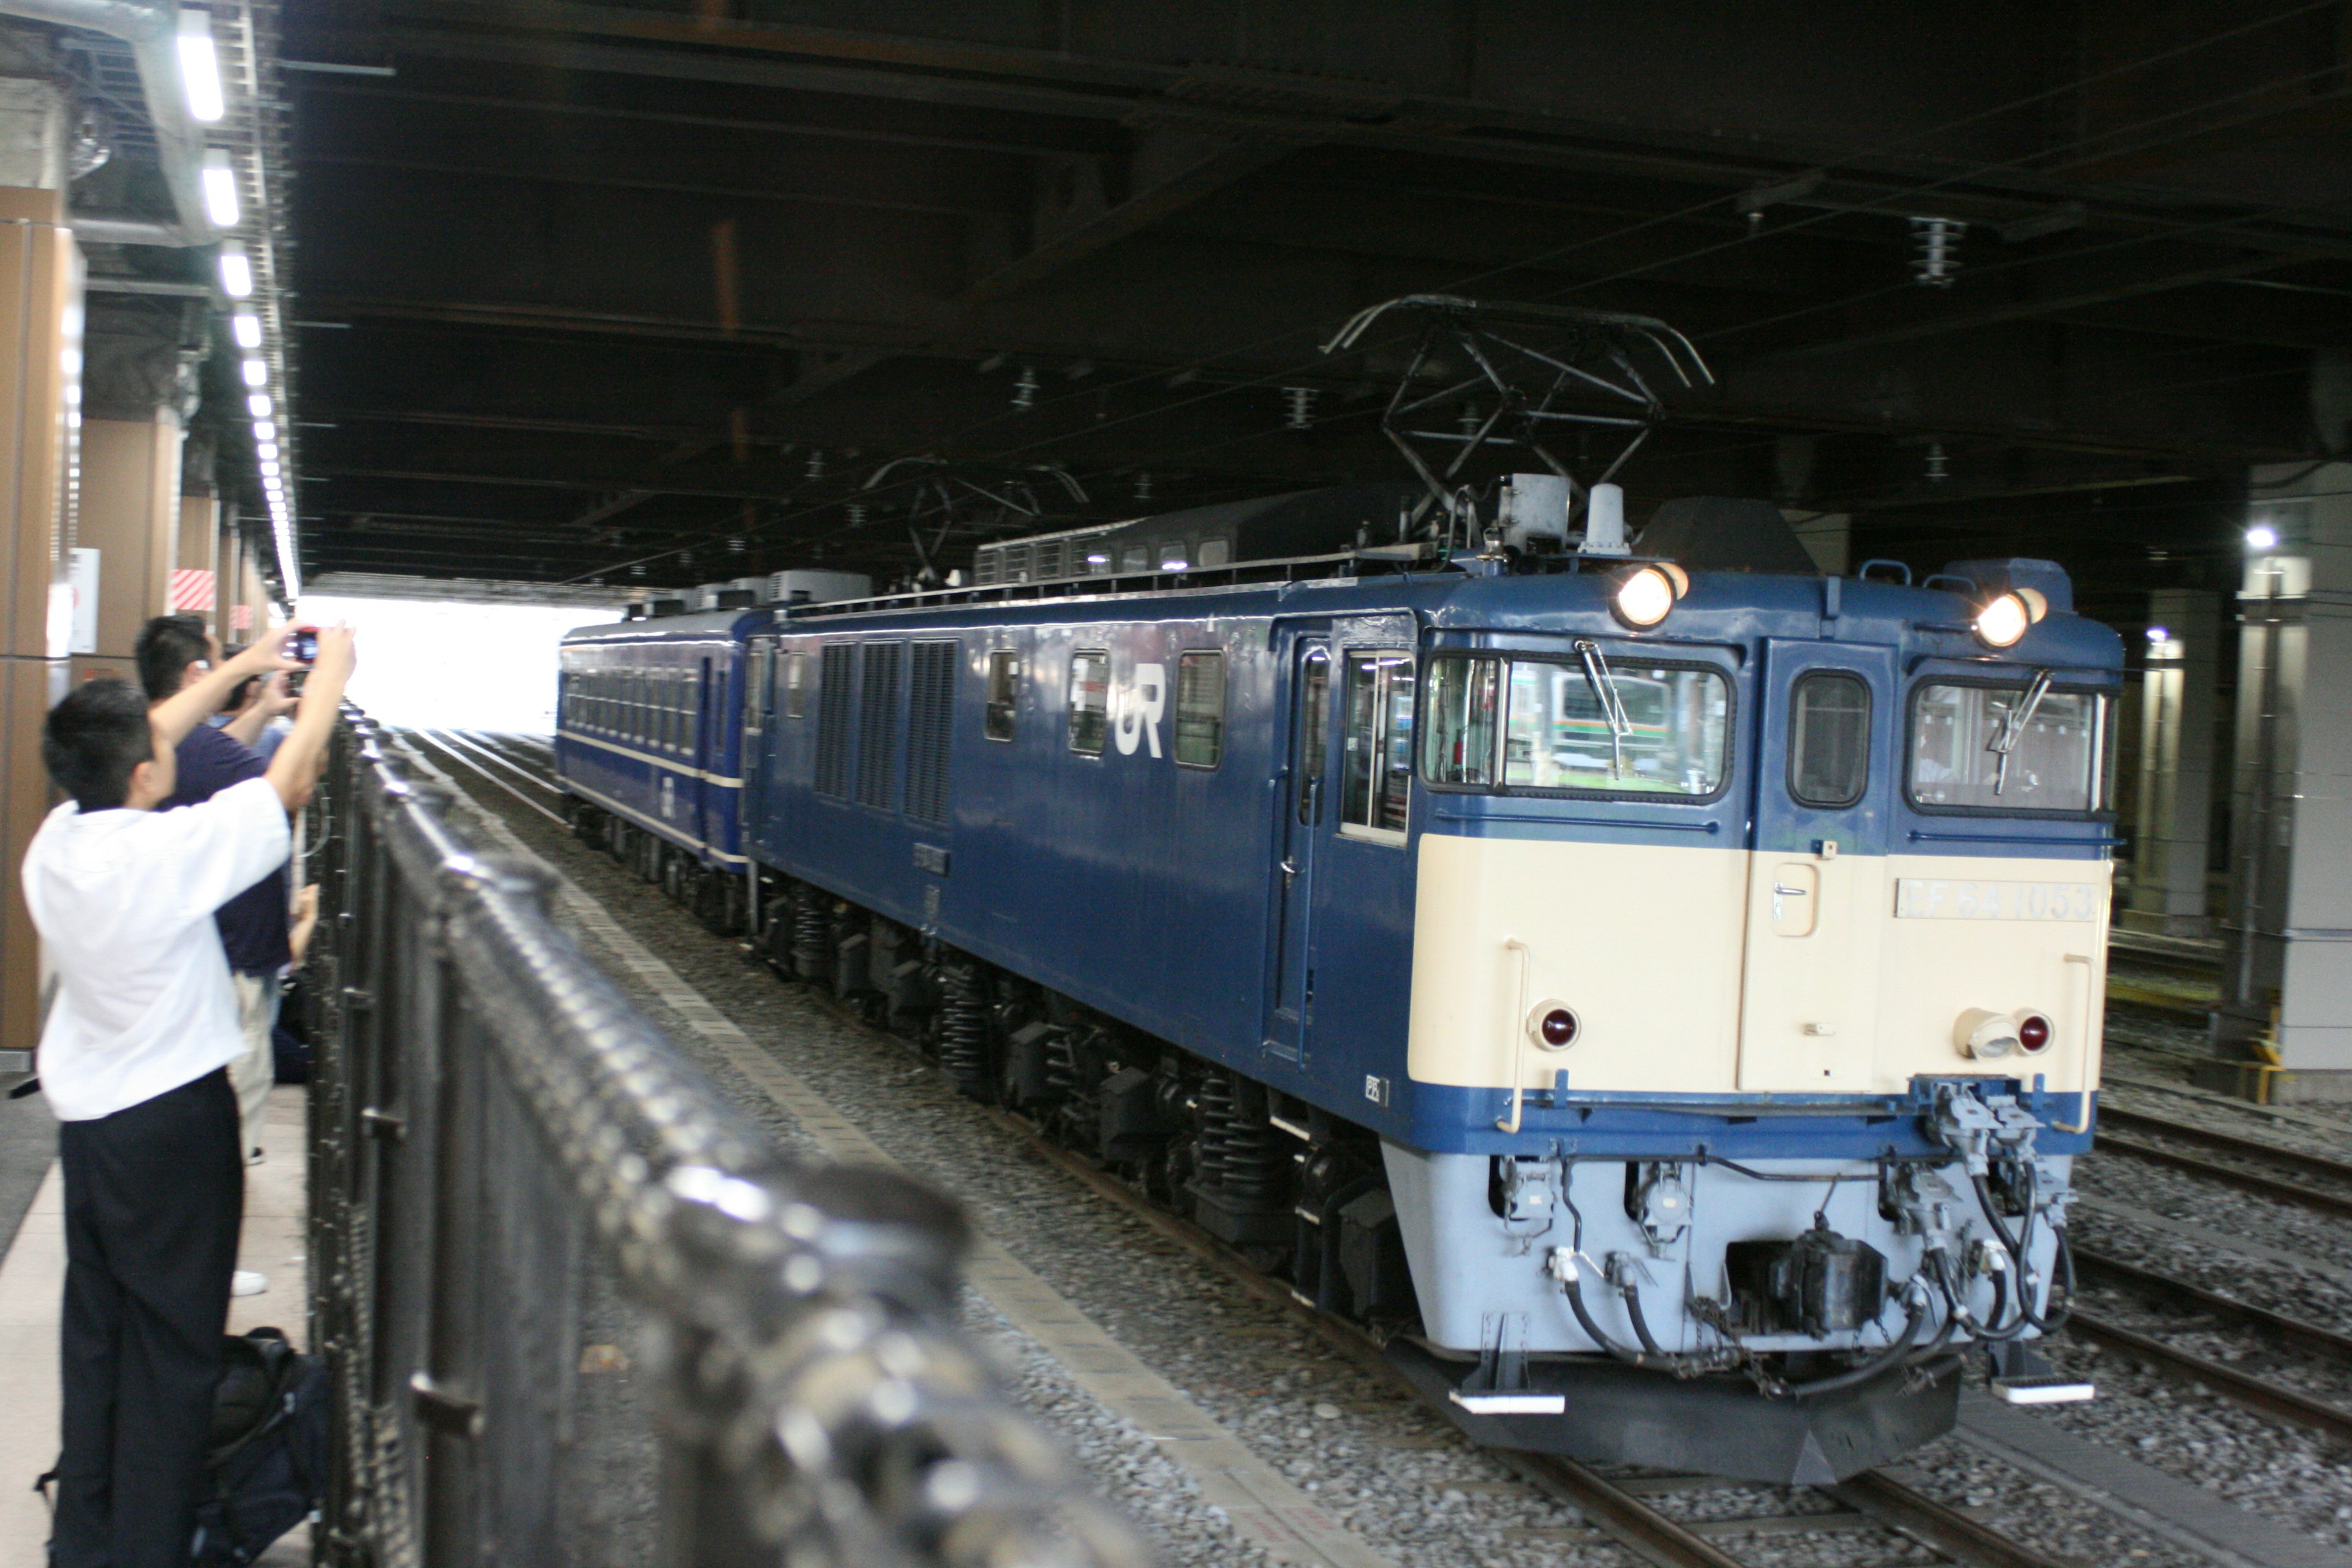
left=1115, top=661, right=1166, bottom=758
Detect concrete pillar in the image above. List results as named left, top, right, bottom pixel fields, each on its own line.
left=71, top=414, right=182, bottom=684
left=2210, top=461, right=2352, bottom=1101
left=176, top=493, right=221, bottom=639
left=0, top=183, right=81, bottom=1063
left=2124, top=590, right=2222, bottom=937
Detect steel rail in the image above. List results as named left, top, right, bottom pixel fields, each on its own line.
left=2064, top=1311, right=2352, bottom=1447
left=2073, top=1248, right=2352, bottom=1366
left=1828, top=1469, right=2076, bottom=1568
left=2098, top=1106, right=2352, bottom=1189
left=430, top=728, right=565, bottom=795
left=2093, top=1130, right=2352, bottom=1221
left=405, top=729, right=570, bottom=826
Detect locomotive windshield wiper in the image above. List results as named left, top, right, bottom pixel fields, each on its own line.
left=1574, top=639, right=1633, bottom=779
left=1986, top=668, right=2054, bottom=796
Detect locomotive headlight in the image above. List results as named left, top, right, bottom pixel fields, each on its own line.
left=1972, top=587, right=2047, bottom=649
left=1611, top=564, right=1685, bottom=629
left=1954, top=1008, right=2021, bottom=1060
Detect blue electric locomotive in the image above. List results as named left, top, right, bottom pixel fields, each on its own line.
left=557, top=486, right=2118, bottom=1484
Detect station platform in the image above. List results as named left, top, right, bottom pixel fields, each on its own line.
left=0, top=1087, right=312, bottom=1565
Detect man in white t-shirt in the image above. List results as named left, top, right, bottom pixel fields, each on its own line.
left=22, top=624, right=354, bottom=1568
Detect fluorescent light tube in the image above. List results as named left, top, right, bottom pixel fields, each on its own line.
left=202, top=149, right=239, bottom=228
left=218, top=243, right=252, bottom=298
left=178, top=10, right=225, bottom=124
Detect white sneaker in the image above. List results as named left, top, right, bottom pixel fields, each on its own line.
left=232, top=1270, right=268, bottom=1297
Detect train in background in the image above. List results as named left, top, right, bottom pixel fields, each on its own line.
left=556, top=484, right=2118, bottom=1484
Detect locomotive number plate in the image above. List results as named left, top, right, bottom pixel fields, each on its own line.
left=1894, top=878, right=2098, bottom=922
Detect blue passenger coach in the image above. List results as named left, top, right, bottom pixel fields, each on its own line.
left=562, top=488, right=2124, bottom=1485
left=556, top=606, right=767, bottom=928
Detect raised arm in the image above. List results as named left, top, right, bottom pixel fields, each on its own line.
left=265, top=625, right=356, bottom=811
left=222, top=673, right=294, bottom=748
left=151, top=635, right=295, bottom=750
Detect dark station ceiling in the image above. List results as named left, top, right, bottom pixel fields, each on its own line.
left=275, top=1, right=2352, bottom=599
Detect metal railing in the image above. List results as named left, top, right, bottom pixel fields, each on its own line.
left=305, top=711, right=1147, bottom=1567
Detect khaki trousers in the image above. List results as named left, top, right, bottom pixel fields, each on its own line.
left=226, top=972, right=280, bottom=1159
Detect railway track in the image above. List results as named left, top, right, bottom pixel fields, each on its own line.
left=2067, top=1249, right=2352, bottom=1447
left=2094, top=1104, right=2352, bottom=1221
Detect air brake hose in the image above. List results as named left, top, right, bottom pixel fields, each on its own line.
left=1785, top=1288, right=1929, bottom=1400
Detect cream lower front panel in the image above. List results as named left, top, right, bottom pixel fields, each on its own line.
left=1406, top=833, right=2110, bottom=1100
left=1406, top=833, right=1747, bottom=1093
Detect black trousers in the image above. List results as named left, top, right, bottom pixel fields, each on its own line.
left=53, top=1068, right=243, bottom=1568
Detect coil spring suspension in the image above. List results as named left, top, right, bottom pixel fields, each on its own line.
left=790, top=888, right=829, bottom=980
left=1193, top=1072, right=1287, bottom=1205
left=935, top=960, right=991, bottom=1101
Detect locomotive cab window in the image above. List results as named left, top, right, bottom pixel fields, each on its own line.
left=1068, top=650, right=1109, bottom=755
left=1909, top=679, right=2112, bottom=815
left=984, top=650, right=1020, bottom=741
left=1788, top=671, right=1870, bottom=808
left=1341, top=652, right=1415, bottom=837
left=1174, top=652, right=1224, bottom=767
left=1422, top=653, right=1730, bottom=799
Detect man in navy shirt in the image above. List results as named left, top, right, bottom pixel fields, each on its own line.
left=134, top=619, right=300, bottom=1293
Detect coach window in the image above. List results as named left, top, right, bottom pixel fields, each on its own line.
left=1199, top=537, right=1232, bottom=568
left=1120, top=544, right=1150, bottom=573
left=1159, top=540, right=1189, bottom=573
left=984, top=650, right=1020, bottom=741
left=1789, top=671, right=1870, bottom=808
left=1341, top=652, right=1415, bottom=837
left=1174, top=652, right=1224, bottom=767
left=784, top=650, right=809, bottom=718
left=1068, top=650, right=1109, bottom=755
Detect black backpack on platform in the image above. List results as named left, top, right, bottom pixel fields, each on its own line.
left=190, top=1325, right=328, bottom=1567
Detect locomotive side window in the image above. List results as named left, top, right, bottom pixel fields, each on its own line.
left=1788, top=671, right=1870, bottom=808
left=1420, top=657, right=1502, bottom=786
left=784, top=651, right=809, bottom=718
left=1341, top=651, right=1415, bottom=835
left=1174, top=652, right=1224, bottom=767
left=984, top=650, right=1019, bottom=741
left=1068, top=650, right=1109, bottom=755
left=1908, top=680, right=2111, bottom=815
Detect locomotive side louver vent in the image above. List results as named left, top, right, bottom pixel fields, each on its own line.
left=905, top=641, right=957, bottom=825
left=857, top=641, right=903, bottom=810
left=815, top=643, right=856, bottom=797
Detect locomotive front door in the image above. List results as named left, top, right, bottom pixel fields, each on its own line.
left=1265, top=635, right=1332, bottom=1062
left=1736, top=639, right=1894, bottom=1091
